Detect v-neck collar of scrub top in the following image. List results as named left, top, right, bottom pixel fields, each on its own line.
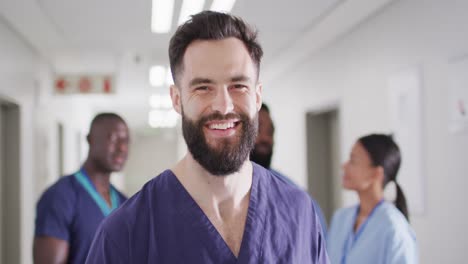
left=341, top=199, right=385, bottom=264
left=74, top=169, right=120, bottom=217
left=169, top=168, right=265, bottom=263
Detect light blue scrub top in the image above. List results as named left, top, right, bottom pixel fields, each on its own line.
left=327, top=201, right=418, bottom=264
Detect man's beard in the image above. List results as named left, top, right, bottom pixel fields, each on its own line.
left=182, top=109, right=258, bottom=176
left=250, top=146, right=272, bottom=169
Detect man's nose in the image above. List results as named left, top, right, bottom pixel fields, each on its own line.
left=211, top=87, right=234, bottom=115
left=118, top=141, right=128, bottom=153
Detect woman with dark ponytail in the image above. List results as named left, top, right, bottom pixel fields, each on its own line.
left=327, top=134, right=418, bottom=263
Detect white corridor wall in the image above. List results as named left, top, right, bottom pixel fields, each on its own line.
left=265, top=0, right=468, bottom=262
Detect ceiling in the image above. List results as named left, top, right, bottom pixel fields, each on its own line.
left=0, top=0, right=395, bottom=130
left=20, top=0, right=341, bottom=61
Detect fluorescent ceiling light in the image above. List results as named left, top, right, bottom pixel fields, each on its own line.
left=178, top=0, right=205, bottom=25
left=210, top=0, right=236, bottom=13
left=151, top=0, right=175, bottom=33
left=149, top=65, right=166, bottom=86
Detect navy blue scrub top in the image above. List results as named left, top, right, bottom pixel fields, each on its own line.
left=35, top=171, right=127, bottom=264
left=86, top=163, right=329, bottom=263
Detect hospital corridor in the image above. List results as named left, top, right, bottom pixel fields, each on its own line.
left=1, top=0, right=467, bottom=263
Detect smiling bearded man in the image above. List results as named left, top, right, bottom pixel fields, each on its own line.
left=86, top=11, right=329, bottom=264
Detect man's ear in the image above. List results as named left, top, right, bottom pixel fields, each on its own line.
left=170, top=85, right=182, bottom=114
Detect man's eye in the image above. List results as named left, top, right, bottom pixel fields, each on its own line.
left=232, top=84, right=248, bottom=90
left=195, top=86, right=209, bottom=91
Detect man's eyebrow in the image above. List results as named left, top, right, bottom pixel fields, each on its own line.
left=189, top=75, right=251, bottom=86
left=230, top=75, right=251, bottom=82
left=189, top=78, right=215, bottom=86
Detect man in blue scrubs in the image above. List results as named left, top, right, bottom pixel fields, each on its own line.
left=250, top=103, right=328, bottom=236
left=34, top=113, right=129, bottom=264
left=86, top=11, right=329, bottom=263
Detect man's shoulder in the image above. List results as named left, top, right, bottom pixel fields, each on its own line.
left=269, top=168, right=297, bottom=186
left=253, top=164, right=312, bottom=210
left=35, top=175, right=79, bottom=236
left=37, top=174, right=78, bottom=202
left=262, top=166, right=309, bottom=197
left=49, top=174, right=77, bottom=189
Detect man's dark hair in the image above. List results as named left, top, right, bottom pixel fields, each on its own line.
left=260, top=103, right=274, bottom=133
left=89, top=113, right=126, bottom=133
left=169, top=11, right=263, bottom=84
left=260, top=103, right=270, bottom=113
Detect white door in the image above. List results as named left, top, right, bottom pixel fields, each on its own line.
left=306, top=109, right=341, bottom=224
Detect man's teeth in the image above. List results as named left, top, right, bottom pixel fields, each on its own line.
left=210, top=122, right=235, bottom=130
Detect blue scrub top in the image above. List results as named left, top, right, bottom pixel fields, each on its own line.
left=86, top=163, right=330, bottom=263
left=35, top=171, right=127, bottom=264
left=327, top=201, right=418, bottom=264
left=270, top=168, right=328, bottom=237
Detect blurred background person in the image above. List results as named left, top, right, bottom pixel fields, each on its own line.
left=250, top=103, right=328, bottom=235
left=327, top=134, right=418, bottom=263
left=33, top=113, right=130, bottom=264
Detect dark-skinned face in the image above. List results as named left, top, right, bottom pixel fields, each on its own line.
left=250, top=109, right=274, bottom=168
left=88, top=119, right=130, bottom=173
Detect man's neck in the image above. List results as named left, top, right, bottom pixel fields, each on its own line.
left=172, top=153, right=253, bottom=219
left=172, top=154, right=253, bottom=257
left=82, top=160, right=112, bottom=195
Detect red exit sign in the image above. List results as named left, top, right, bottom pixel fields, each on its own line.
left=54, top=75, right=115, bottom=94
